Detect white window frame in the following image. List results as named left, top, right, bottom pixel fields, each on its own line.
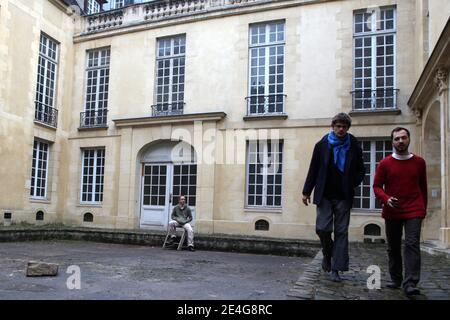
left=80, top=148, right=105, bottom=204
left=248, top=21, right=286, bottom=115
left=30, top=140, right=50, bottom=199
left=353, top=138, right=392, bottom=211
left=155, top=35, right=186, bottom=113
left=84, top=47, right=111, bottom=121
left=35, top=32, right=59, bottom=125
left=172, top=163, right=197, bottom=207
left=87, top=0, right=101, bottom=14
left=353, top=7, right=397, bottom=110
left=110, top=0, right=125, bottom=9
left=36, top=33, right=59, bottom=108
left=245, top=140, right=283, bottom=208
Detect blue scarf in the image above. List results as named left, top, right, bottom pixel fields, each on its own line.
left=327, top=131, right=350, bottom=172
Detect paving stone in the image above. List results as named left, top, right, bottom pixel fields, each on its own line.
left=290, top=243, right=450, bottom=300
left=26, top=261, right=59, bottom=277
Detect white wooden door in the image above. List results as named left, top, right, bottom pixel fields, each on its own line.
left=140, top=164, right=172, bottom=228
left=140, top=163, right=197, bottom=229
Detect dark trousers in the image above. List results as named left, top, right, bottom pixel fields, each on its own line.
left=385, top=218, right=423, bottom=288
left=316, top=198, right=351, bottom=271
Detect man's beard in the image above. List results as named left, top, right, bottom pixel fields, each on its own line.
left=394, top=143, right=409, bottom=153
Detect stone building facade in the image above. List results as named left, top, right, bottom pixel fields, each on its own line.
left=0, top=0, right=449, bottom=247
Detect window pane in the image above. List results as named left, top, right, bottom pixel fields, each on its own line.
left=353, top=8, right=396, bottom=111
left=246, top=140, right=283, bottom=207
left=30, top=140, right=49, bottom=198
left=248, top=22, right=285, bottom=115
left=353, top=139, right=392, bottom=210
left=81, top=148, right=105, bottom=203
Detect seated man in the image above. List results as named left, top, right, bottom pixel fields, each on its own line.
left=167, top=195, right=195, bottom=251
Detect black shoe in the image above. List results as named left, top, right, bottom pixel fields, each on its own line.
left=404, top=285, right=420, bottom=296
left=167, top=236, right=176, bottom=245
left=386, top=282, right=401, bottom=289
left=321, top=256, right=331, bottom=272
left=188, top=245, right=195, bottom=252
left=330, top=270, right=342, bottom=282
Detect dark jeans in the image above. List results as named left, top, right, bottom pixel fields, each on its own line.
left=316, top=198, right=351, bottom=271
left=385, top=218, right=423, bottom=288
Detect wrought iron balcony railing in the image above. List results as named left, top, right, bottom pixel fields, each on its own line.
left=351, top=88, right=399, bottom=111
left=34, top=101, right=58, bottom=128
left=245, top=94, right=287, bottom=116
left=80, top=109, right=108, bottom=128
left=151, top=102, right=185, bottom=117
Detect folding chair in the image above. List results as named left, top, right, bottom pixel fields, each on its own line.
left=162, top=226, right=186, bottom=251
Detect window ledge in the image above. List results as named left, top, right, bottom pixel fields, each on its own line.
left=34, top=120, right=57, bottom=130
left=349, top=109, right=401, bottom=116
left=243, top=114, right=288, bottom=121
left=78, top=126, right=108, bottom=131
left=244, top=207, right=282, bottom=214
left=77, top=203, right=103, bottom=208
left=29, top=198, right=51, bottom=204
left=351, top=210, right=382, bottom=216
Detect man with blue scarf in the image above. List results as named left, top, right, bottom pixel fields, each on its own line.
left=302, top=113, right=365, bottom=282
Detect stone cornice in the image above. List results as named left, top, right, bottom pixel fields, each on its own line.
left=74, top=0, right=335, bottom=42
left=48, top=0, right=70, bottom=13
left=112, top=111, right=227, bottom=127
left=408, top=18, right=450, bottom=115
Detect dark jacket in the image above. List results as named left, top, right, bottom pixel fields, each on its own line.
left=171, top=204, right=192, bottom=225
left=302, top=133, right=365, bottom=205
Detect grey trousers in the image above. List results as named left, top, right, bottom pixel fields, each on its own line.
left=316, top=198, right=351, bottom=271
left=385, top=218, right=422, bottom=288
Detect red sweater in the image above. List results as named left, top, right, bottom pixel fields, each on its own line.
left=373, top=155, right=427, bottom=220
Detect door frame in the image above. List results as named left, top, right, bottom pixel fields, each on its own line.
left=139, top=162, right=173, bottom=229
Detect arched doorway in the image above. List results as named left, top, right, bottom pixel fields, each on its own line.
left=422, top=101, right=441, bottom=240
left=138, top=140, right=197, bottom=229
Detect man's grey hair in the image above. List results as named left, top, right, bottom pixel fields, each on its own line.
left=331, top=113, right=352, bottom=128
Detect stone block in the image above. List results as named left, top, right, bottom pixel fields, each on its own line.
left=26, top=261, right=59, bottom=277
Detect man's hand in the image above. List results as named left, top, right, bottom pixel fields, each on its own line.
left=387, top=197, right=400, bottom=209
left=302, top=194, right=310, bottom=206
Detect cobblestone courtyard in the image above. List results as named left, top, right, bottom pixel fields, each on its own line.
left=289, top=243, right=450, bottom=300
left=0, top=240, right=449, bottom=300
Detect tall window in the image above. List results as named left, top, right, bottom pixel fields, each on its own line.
left=246, top=140, right=283, bottom=207
left=110, top=0, right=124, bottom=9
left=247, top=21, right=285, bottom=115
left=30, top=140, right=49, bottom=199
left=353, top=7, right=396, bottom=110
left=154, top=35, right=186, bottom=116
left=81, top=149, right=105, bottom=203
left=35, top=33, right=59, bottom=127
left=353, top=139, right=392, bottom=210
left=82, top=48, right=110, bottom=127
left=86, top=0, right=101, bottom=14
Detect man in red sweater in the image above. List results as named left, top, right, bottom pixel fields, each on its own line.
left=373, top=127, right=427, bottom=296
